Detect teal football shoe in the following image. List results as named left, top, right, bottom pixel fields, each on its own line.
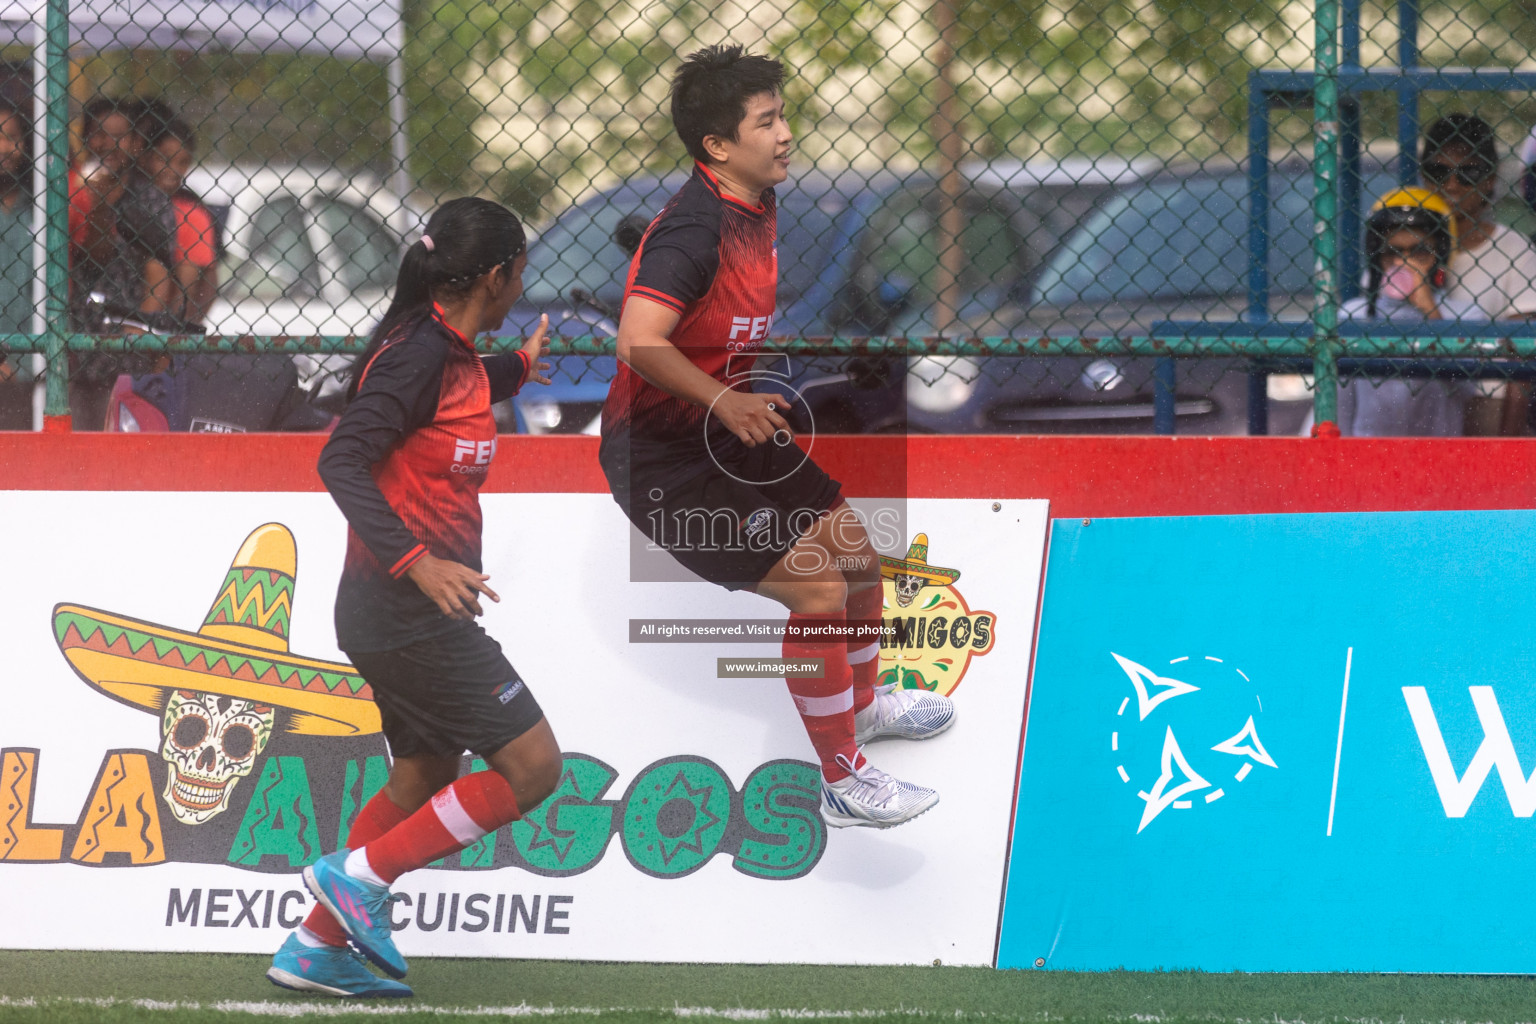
left=266, top=932, right=412, bottom=998
left=302, top=850, right=409, bottom=979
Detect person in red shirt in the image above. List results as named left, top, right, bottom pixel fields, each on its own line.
left=69, top=95, right=140, bottom=285
left=67, top=95, right=176, bottom=426
left=69, top=96, right=176, bottom=319
left=265, top=197, right=558, bottom=999
left=601, top=45, right=954, bottom=831
left=139, top=106, right=218, bottom=327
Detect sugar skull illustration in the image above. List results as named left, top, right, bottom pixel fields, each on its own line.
left=54, top=523, right=384, bottom=828
left=159, top=690, right=276, bottom=824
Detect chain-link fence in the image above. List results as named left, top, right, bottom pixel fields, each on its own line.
left=3, top=0, right=1536, bottom=436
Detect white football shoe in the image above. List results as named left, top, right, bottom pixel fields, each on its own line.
left=820, top=753, right=939, bottom=829
left=854, top=682, right=956, bottom=744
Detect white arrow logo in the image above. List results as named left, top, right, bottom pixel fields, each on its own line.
left=1212, top=715, right=1278, bottom=768
left=1137, top=727, right=1211, bottom=833
left=1112, top=652, right=1199, bottom=721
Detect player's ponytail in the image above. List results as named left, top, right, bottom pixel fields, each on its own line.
left=346, top=197, right=527, bottom=401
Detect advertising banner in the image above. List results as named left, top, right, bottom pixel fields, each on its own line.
left=0, top=492, right=1044, bottom=965
left=1000, top=510, right=1536, bottom=973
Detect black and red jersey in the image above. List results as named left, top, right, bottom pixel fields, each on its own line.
left=318, top=307, right=529, bottom=653
left=600, top=163, right=778, bottom=489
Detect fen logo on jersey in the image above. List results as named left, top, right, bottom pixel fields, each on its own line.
left=451, top=437, right=496, bottom=474
left=728, top=315, right=774, bottom=342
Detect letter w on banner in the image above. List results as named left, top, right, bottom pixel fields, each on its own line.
left=1403, top=686, right=1536, bottom=817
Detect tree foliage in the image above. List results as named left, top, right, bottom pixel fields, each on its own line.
left=68, top=0, right=1536, bottom=216
left=773, top=0, right=1302, bottom=165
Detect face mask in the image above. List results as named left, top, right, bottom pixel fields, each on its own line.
left=1381, top=264, right=1424, bottom=301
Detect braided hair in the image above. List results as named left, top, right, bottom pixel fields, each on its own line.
left=346, top=196, right=526, bottom=401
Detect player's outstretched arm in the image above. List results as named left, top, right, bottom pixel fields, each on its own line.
left=617, top=296, right=791, bottom=446
left=519, top=312, right=553, bottom=385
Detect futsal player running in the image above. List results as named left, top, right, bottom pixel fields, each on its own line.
left=600, top=45, right=953, bottom=831
left=266, top=197, right=560, bottom=999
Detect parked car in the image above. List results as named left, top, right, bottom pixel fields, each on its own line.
left=915, top=158, right=1399, bottom=434
left=493, top=159, right=1145, bottom=434
left=190, top=164, right=425, bottom=402
left=503, top=156, right=1419, bottom=436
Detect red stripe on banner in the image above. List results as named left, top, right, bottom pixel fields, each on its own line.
left=2, top=433, right=1534, bottom=516
left=0, top=434, right=610, bottom=493
left=899, top=435, right=1536, bottom=517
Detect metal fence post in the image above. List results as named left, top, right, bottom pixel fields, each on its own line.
left=41, top=0, right=70, bottom=429
left=1246, top=73, right=1273, bottom=435
left=1246, top=72, right=1272, bottom=324
left=1396, top=0, right=1421, bottom=184
left=1247, top=370, right=1270, bottom=435
left=1153, top=357, right=1176, bottom=434
left=1311, top=0, right=1342, bottom=434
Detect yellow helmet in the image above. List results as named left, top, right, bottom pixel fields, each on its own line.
left=1365, top=186, right=1458, bottom=291
left=1369, top=187, right=1458, bottom=248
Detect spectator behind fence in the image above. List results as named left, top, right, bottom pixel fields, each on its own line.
left=138, top=101, right=218, bottom=328
left=0, top=98, right=33, bottom=340
left=68, top=95, right=176, bottom=328
left=1338, top=189, right=1480, bottom=436
left=1417, top=114, right=1536, bottom=434
left=68, top=95, right=179, bottom=427
left=1420, top=114, right=1536, bottom=320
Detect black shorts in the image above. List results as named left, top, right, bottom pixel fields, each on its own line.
left=346, top=621, right=544, bottom=759
left=605, top=436, right=843, bottom=590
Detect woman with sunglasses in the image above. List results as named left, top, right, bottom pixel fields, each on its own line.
left=1418, top=114, right=1536, bottom=433
left=1419, top=113, right=1536, bottom=323
left=1336, top=189, right=1480, bottom=436
left=265, top=197, right=560, bottom=999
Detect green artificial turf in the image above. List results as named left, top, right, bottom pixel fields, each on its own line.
left=4, top=952, right=1536, bottom=1024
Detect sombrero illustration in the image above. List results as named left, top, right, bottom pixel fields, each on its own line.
left=52, top=523, right=380, bottom=737
left=879, top=533, right=961, bottom=587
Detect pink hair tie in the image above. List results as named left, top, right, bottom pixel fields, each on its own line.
left=420, top=234, right=435, bottom=252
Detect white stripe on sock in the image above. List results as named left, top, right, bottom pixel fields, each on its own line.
left=432, top=786, right=489, bottom=846
left=344, top=847, right=387, bottom=887
left=848, top=642, right=880, bottom=665
left=791, top=687, right=854, bottom=718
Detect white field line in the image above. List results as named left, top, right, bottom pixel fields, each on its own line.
left=0, top=1002, right=1531, bottom=1024
left=0, top=999, right=982, bottom=1020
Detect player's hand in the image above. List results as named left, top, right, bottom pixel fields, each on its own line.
left=406, top=553, right=501, bottom=620
left=521, top=314, right=553, bottom=387
left=711, top=388, right=793, bottom=447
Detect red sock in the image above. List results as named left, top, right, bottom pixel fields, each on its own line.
left=846, top=585, right=883, bottom=714
left=358, top=771, right=521, bottom=885
left=784, top=610, right=863, bottom=782
left=303, top=788, right=410, bottom=946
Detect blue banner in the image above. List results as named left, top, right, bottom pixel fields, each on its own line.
left=999, top=510, right=1536, bottom=973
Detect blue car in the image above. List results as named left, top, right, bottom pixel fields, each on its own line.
left=493, top=162, right=1131, bottom=434
left=925, top=159, right=1401, bottom=435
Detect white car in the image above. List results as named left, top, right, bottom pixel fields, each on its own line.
left=187, top=164, right=426, bottom=394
